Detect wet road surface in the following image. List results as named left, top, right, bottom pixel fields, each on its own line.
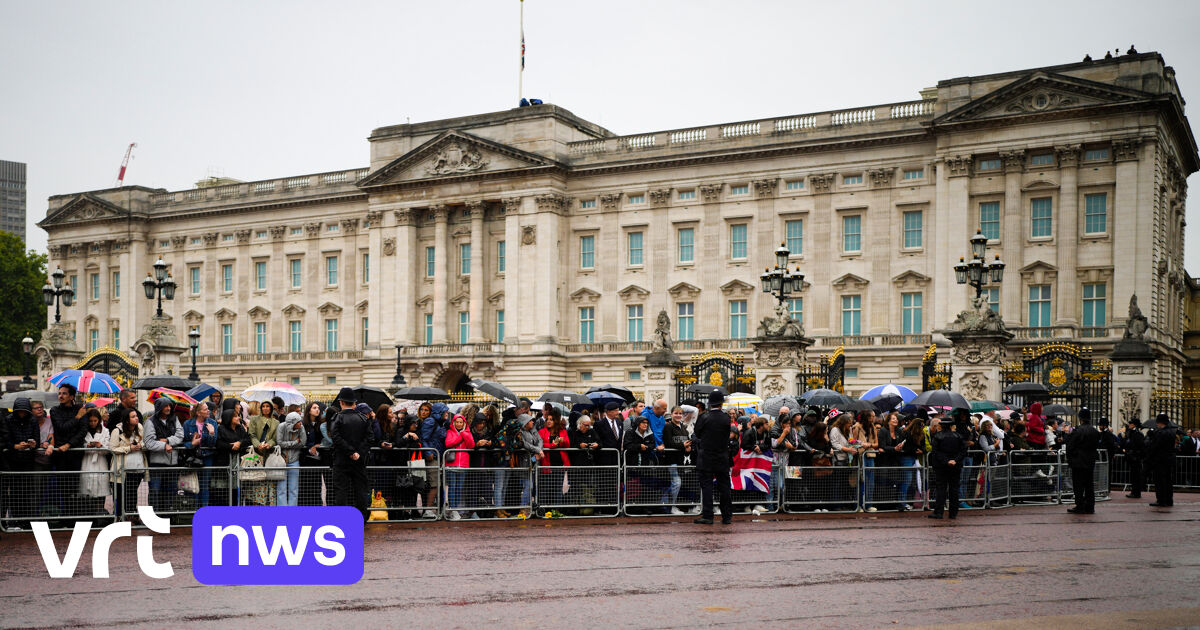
left=1, top=495, right=1197, bottom=630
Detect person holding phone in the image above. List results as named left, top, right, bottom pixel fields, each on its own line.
left=109, top=409, right=145, bottom=520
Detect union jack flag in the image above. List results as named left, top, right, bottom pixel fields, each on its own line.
left=731, top=448, right=773, bottom=492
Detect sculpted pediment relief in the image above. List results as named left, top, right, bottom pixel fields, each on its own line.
left=40, top=194, right=137, bottom=227
left=720, top=279, right=755, bottom=297
left=570, top=288, right=601, bottom=303
left=668, top=282, right=701, bottom=300
left=891, top=270, right=931, bottom=289
left=832, top=273, right=870, bottom=291
left=617, top=284, right=650, bottom=301
left=935, top=71, right=1152, bottom=124
left=358, top=131, right=560, bottom=187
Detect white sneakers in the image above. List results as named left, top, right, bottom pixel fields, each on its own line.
left=446, top=510, right=461, bottom=521
left=866, top=507, right=878, bottom=513
left=670, top=507, right=685, bottom=515
left=750, top=505, right=769, bottom=516
left=687, top=506, right=702, bottom=515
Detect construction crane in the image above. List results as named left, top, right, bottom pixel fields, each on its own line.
left=115, top=142, right=137, bottom=187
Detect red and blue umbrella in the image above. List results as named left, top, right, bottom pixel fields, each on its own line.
left=47, top=369, right=122, bottom=394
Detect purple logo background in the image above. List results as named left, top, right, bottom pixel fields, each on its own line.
left=192, top=506, right=364, bottom=585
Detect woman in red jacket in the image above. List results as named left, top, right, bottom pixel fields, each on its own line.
left=444, top=414, right=475, bottom=520
left=538, top=409, right=572, bottom=468
left=1025, top=402, right=1047, bottom=449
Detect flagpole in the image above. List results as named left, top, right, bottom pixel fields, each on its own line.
left=518, top=0, right=524, bottom=103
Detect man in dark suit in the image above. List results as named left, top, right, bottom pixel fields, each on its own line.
left=594, top=402, right=625, bottom=466
left=929, top=416, right=967, bottom=520
left=693, top=391, right=733, bottom=525
left=1123, top=417, right=1146, bottom=498
left=1065, top=407, right=1100, bottom=514
left=1147, top=413, right=1178, bottom=508
left=329, top=387, right=372, bottom=520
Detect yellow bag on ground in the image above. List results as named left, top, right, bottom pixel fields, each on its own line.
left=368, top=490, right=389, bottom=521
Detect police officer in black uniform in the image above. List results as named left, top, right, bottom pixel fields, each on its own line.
left=693, top=391, right=733, bottom=525
left=1123, top=417, right=1146, bottom=498
left=929, top=415, right=967, bottom=520
left=1065, top=407, right=1099, bottom=514
left=1147, top=413, right=1178, bottom=508
left=329, top=387, right=372, bottom=520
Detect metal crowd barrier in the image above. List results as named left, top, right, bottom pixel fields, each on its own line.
left=623, top=462, right=701, bottom=516
left=537, top=448, right=622, bottom=518
left=1007, top=450, right=1062, bottom=505
left=782, top=461, right=863, bottom=513
left=366, top=447, right=440, bottom=521
left=441, top=448, right=531, bottom=520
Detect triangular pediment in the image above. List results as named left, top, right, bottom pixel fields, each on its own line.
left=720, top=279, right=755, bottom=297
left=891, top=270, right=931, bottom=289
left=487, top=291, right=505, bottom=306
left=1020, top=260, right=1057, bottom=274
left=831, top=273, right=870, bottom=290
left=317, top=301, right=343, bottom=315
left=668, top=282, right=702, bottom=299
left=281, top=304, right=306, bottom=317
left=39, top=194, right=138, bottom=227
left=935, top=72, right=1153, bottom=125
left=570, top=287, right=601, bottom=303
left=358, top=130, right=561, bottom=187
left=617, top=284, right=650, bottom=301
left=214, top=308, right=236, bottom=321
left=248, top=306, right=271, bottom=320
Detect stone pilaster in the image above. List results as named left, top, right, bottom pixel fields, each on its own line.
left=751, top=336, right=814, bottom=399
left=1110, top=338, right=1157, bottom=424
left=943, top=329, right=1014, bottom=401
left=642, top=359, right=683, bottom=408
left=131, top=316, right=187, bottom=378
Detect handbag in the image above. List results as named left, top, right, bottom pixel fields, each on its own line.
left=240, top=452, right=266, bottom=482
left=265, top=446, right=287, bottom=482
left=179, top=471, right=200, bottom=494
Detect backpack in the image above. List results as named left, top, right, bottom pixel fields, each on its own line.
left=493, top=417, right=523, bottom=454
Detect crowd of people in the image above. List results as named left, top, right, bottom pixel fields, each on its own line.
left=0, top=383, right=1192, bottom=527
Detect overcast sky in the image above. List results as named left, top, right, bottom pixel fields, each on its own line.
left=3, top=0, right=1198, bottom=271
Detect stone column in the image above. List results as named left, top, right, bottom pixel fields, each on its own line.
left=364, top=210, right=383, bottom=355
left=95, top=241, right=111, bottom=348
left=942, top=329, right=1014, bottom=402
left=751, top=337, right=814, bottom=399
left=132, top=317, right=186, bottom=378
left=1110, top=296, right=1156, bottom=423
left=1055, top=145, right=1080, bottom=325
left=642, top=359, right=683, bottom=408
left=936, top=155, right=973, bottom=330
left=502, top=197, right=526, bottom=343
left=430, top=204, right=450, bottom=344
left=393, top=208, right=417, bottom=346
left=1000, top=150, right=1025, bottom=326
left=467, top=200, right=487, bottom=343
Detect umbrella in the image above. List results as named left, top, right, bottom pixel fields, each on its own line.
left=800, top=388, right=851, bottom=407
left=186, top=383, right=221, bottom=402
left=859, top=384, right=918, bottom=403
left=868, top=393, right=904, bottom=414
left=1003, top=382, right=1049, bottom=396
left=725, top=392, right=763, bottom=412
left=351, top=385, right=393, bottom=410
left=0, top=390, right=58, bottom=410
left=587, top=384, right=636, bottom=404
left=684, top=383, right=727, bottom=396
left=763, top=394, right=801, bottom=417
left=586, top=390, right=625, bottom=408
left=393, top=386, right=451, bottom=401
left=1042, top=403, right=1076, bottom=417
left=89, top=397, right=118, bottom=408
left=538, top=391, right=591, bottom=406
left=240, top=380, right=306, bottom=406
left=970, top=400, right=1011, bottom=412
left=910, top=389, right=971, bottom=410
left=468, top=379, right=520, bottom=406
left=839, top=398, right=875, bottom=413
left=132, top=374, right=195, bottom=390
left=47, top=369, right=123, bottom=394
left=148, top=387, right=198, bottom=406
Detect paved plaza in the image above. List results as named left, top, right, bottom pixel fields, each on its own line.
left=0, top=495, right=1196, bottom=629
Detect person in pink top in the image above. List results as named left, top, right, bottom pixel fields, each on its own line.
left=444, top=414, right=475, bottom=520
left=537, top=408, right=572, bottom=468
left=1025, top=402, right=1047, bottom=449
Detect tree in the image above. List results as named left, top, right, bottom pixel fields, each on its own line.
left=0, top=232, right=47, bottom=375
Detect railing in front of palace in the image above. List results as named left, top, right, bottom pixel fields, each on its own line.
left=197, top=351, right=364, bottom=364
left=151, top=167, right=371, bottom=208
left=818, top=334, right=931, bottom=347
left=568, top=99, right=936, bottom=157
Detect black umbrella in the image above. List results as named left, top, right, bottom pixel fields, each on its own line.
left=910, top=389, right=971, bottom=410
left=351, top=385, right=393, bottom=410
left=0, top=390, right=58, bottom=410
left=839, top=398, right=874, bottom=413
left=800, top=388, right=851, bottom=407
left=132, top=374, right=195, bottom=390
left=468, top=379, right=520, bottom=406
left=1042, top=403, right=1076, bottom=417
left=1003, top=382, right=1049, bottom=396
left=587, top=384, right=636, bottom=404
left=537, top=391, right=592, bottom=407
left=393, top=386, right=451, bottom=401
left=684, top=383, right=727, bottom=396
left=867, top=393, right=903, bottom=414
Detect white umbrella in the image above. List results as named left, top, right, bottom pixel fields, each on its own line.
left=240, top=380, right=305, bottom=406
left=725, top=392, right=763, bottom=412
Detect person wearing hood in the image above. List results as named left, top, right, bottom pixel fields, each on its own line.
left=182, top=401, right=219, bottom=507
left=143, top=398, right=184, bottom=511
left=1147, top=413, right=1178, bottom=508
left=275, top=411, right=307, bottom=506
left=215, top=407, right=251, bottom=506
left=516, top=414, right=542, bottom=516
left=5, top=398, right=41, bottom=524
left=417, top=401, right=449, bottom=518
left=929, top=417, right=967, bottom=520
left=443, top=414, right=476, bottom=520
left=248, top=400, right=280, bottom=458
left=1025, top=402, right=1047, bottom=449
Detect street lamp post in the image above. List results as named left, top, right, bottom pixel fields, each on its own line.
left=954, top=230, right=1006, bottom=300
left=390, top=348, right=407, bottom=394
left=187, top=327, right=200, bottom=382
left=21, top=336, right=34, bottom=388
left=42, top=266, right=75, bottom=323
left=759, top=243, right=805, bottom=305
left=142, top=258, right=177, bottom=318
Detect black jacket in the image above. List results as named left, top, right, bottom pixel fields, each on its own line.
left=877, top=429, right=905, bottom=466
left=930, top=428, right=967, bottom=470
left=623, top=429, right=658, bottom=466
left=49, top=402, right=86, bottom=449
left=215, top=419, right=251, bottom=468
left=739, top=427, right=770, bottom=453
left=330, top=408, right=372, bottom=467
left=594, top=414, right=624, bottom=451
left=1065, top=423, right=1100, bottom=469
left=1098, top=429, right=1121, bottom=459
left=5, top=402, right=39, bottom=469
left=567, top=428, right=600, bottom=466
left=661, top=422, right=691, bottom=466
left=1147, top=426, right=1178, bottom=461
left=1122, top=428, right=1146, bottom=460
left=693, top=409, right=733, bottom=470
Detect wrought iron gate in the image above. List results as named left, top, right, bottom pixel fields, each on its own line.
left=674, top=351, right=755, bottom=402
left=796, top=346, right=845, bottom=395
left=921, top=344, right=953, bottom=391
left=70, top=347, right=140, bottom=390
left=1000, top=343, right=1112, bottom=416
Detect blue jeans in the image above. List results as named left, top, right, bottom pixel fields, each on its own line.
left=897, top=455, right=918, bottom=504
left=958, top=456, right=974, bottom=502
left=197, top=461, right=212, bottom=507
left=493, top=468, right=509, bottom=507
left=520, top=474, right=534, bottom=508
left=276, top=460, right=300, bottom=506
left=447, top=468, right=466, bottom=510
left=662, top=465, right=682, bottom=509
left=859, top=456, right=875, bottom=508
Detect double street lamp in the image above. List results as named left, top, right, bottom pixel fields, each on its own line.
left=21, top=336, right=34, bottom=388
left=42, top=266, right=75, bottom=323
left=142, top=258, right=177, bottom=318
left=954, top=230, right=1006, bottom=299
left=760, top=243, right=805, bottom=304
left=187, top=327, right=200, bottom=382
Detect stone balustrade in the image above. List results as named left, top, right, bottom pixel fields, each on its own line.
left=152, top=168, right=370, bottom=208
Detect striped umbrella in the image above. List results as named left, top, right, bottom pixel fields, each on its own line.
left=725, top=392, right=764, bottom=413
left=148, top=387, right=199, bottom=406
left=47, top=369, right=123, bottom=394
left=859, top=384, right=918, bottom=403
left=240, top=380, right=306, bottom=406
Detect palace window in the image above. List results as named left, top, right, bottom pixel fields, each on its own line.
left=678, top=228, right=694, bottom=263
left=290, top=259, right=302, bottom=288
left=255, top=261, right=267, bottom=290
left=1030, top=153, right=1055, bottom=167
left=289, top=321, right=302, bottom=352
left=730, top=224, right=747, bottom=260
left=785, top=220, right=803, bottom=255
left=628, top=232, right=643, bottom=266
left=784, top=179, right=804, bottom=190
left=1031, top=198, right=1053, bottom=238
left=843, top=215, right=862, bottom=253
left=729, top=300, right=747, bottom=339
left=841, top=295, right=862, bottom=335
left=497, top=241, right=506, bottom=273
left=902, top=292, right=923, bottom=334
left=842, top=174, right=863, bottom=185
left=730, top=184, right=749, bottom=196
left=579, top=307, right=595, bottom=343
left=221, top=324, right=233, bottom=354
left=903, top=210, right=923, bottom=248
left=459, top=243, right=471, bottom=275
left=580, top=235, right=595, bottom=269
left=496, top=310, right=505, bottom=342
left=1083, top=283, right=1106, bottom=327
left=677, top=302, right=694, bottom=341
left=424, top=314, right=433, bottom=346
left=678, top=190, right=696, bottom=200
left=221, top=264, right=232, bottom=292
left=903, top=169, right=924, bottom=180
left=787, top=298, right=803, bottom=325
left=325, top=318, right=339, bottom=351
left=627, top=305, right=643, bottom=342
left=1084, top=193, right=1107, bottom=234
left=979, top=202, right=1000, bottom=240
left=1028, top=285, right=1051, bottom=327
left=325, top=256, right=338, bottom=286
left=425, top=247, right=435, bottom=277
left=111, top=271, right=120, bottom=299
left=255, top=322, right=266, bottom=353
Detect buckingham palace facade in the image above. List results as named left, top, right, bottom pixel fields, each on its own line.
left=36, top=51, right=1197, bottom=397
